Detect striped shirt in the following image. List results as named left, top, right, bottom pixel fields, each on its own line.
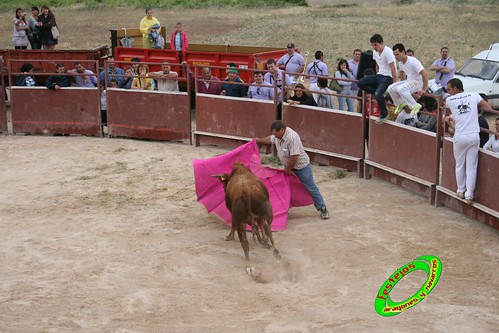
left=271, top=127, right=309, bottom=170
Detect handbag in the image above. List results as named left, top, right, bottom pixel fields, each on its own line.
left=328, top=78, right=342, bottom=93
left=51, top=25, right=60, bottom=39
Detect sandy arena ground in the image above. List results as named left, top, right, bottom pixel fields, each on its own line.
left=0, top=135, right=498, bottom=333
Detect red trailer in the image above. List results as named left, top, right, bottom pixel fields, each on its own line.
left=110, top=28, right=286, bottom=83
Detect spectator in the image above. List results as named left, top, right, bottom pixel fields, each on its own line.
left=478, top=94, right=490, bottom=148
left=357, top=34, right=397, bottom=124
left=415, top=95, right=438, bottom=132
left=483, top=117, right=499, bottom=153
left=197, top=67, right=222, bottom=95
left=170, top=22, right=188, bottom=52
left=45, top=63, right=71, bottom=90
left=110, top=79, right=118, bottom=88
left=148, top=23, right=162, bottom=49
left=132, top=64, right=153, bottom=90
left=15, top=63, right=36, bottom=87
left=305, top=51, right=329, bottom=102
left=277, top=43, right=305, bottom=83
left=255, top=120, right=330, bottom=220
left=334, top=59, right=356, bottom=112
left=430, top=47, right=455, bottom=92
left=70, top=62, right=98, bottom=88
left=139, top=8, right=160, bottom=49
left=388, top=43, right=428, bottom=116
left=406, top=49, right=414, bottom=57
left=100, top=57, right=125, bottom=86
left=444, top=78, right=494, bottom=205
left=27, top=6, right=40, bottom=49
left=248, top=71, right=273, bottom=100
left=36, top=5, right=58, bottom=50
left=264, top=58, right=292, bottom=103
left=316, top=77, right=333, bottom=109
left=98, top=58, right=123, bottom=86
left=119, top=66, right=134, bottom=89
left=149, top=61, right=179, bottom=92
left=395, top=107, right=418, bottom=127
left=348, top=49, right=361, bottom=94
left=365, top=93, right=380, bottom=118
left=131, top=58, right=141, bottom=75
left=99, top=83, right=107, bottom=127
left=12, top=8, right=29, bottom=50
left=221, top=67, right=246, bottom=97
left=287, top=83, right=317, bottom=106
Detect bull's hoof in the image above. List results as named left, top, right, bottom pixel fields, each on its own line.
left=246, top=265, right=255, bottom=276
left=223, top=236, right=234, bottom=241
left=274, top=249, right=282, bottom=260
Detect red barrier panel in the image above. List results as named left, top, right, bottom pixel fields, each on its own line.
left=0, top=59, right=7, bottom=133
left=106, top=89, right=191, bottom=142
left=10, top=87, right=101, bottom=136
left=194, top=94, right=277, bottom=149
left=436, top=137, right=499, bottom=228
left=364, top=118, right=439, bottom=203
left=282, top=104, right=365, bottom=175
left=1, top=47, right=108, bottom=84
left=114, top=46, right=286, bottom=83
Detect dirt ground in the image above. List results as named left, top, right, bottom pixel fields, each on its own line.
left=0, top=135, right=498, bottom=332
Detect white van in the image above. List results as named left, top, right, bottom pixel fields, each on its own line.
left=429, top=43, right=499, bottom=108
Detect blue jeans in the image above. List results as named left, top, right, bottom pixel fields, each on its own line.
left=357, top=74, right=393, bottom=118
left=293, top=164, right=325, bottom=210
left=337, top=93, right=355, bottom=112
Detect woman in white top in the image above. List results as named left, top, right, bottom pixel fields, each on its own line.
left=12, top=8, right=29, bottom=49
left=334, top=59, right=355, bottom=112
left=483, top=117, right=499, bottom=153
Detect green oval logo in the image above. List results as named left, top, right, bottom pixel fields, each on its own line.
left=375, top=255, right=442, bottom=316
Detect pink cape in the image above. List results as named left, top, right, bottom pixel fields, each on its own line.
left=192, top=140, right=313, bottom=231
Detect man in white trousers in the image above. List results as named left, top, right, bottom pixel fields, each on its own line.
left=388, top=43, right=428, bottom=116
left=444, top=78, right=494, bottom=205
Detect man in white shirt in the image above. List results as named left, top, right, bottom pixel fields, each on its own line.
left=305, top=50, right=329, bottom=103
left=387, top=43, right=428, bottom=116
left=444, top=78, right=494, bottom=205
left=149, top=61, right=179, bottom=92
left=357, top=34, right=397, bottom=124
left=264, top=58, right=292, bottom=103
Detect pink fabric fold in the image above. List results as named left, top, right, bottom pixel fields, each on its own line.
left=193, top=140, right=313, bottom=231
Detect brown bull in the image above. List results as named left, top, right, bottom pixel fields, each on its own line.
left=213, top=162, right=281, bottom=275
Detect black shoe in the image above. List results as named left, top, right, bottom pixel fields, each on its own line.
left=320, top=207, right=330, bottom=220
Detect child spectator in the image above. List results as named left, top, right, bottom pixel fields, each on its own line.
left=415, top=95, right=438, bottom=132
left=170, top=22, right=188, bottom=52
left=119, top=66, right=134, bottom=89
left=483, top=117, right=499, bottom=154
left=99, top=83, right=107, bottom=127
left=316, top=78, right=333, bottom=109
